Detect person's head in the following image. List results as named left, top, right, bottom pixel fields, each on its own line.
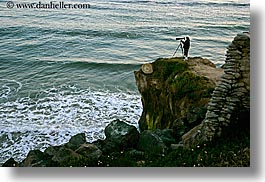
left=185, top=36, right=190, bottom=41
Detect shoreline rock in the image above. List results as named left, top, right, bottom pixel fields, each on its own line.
left=3, top=118, right=249, bottom=167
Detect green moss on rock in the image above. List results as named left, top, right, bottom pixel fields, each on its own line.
left=134, top=57, right=221, bottom=137
left=171, top=71, right=213, bottom=100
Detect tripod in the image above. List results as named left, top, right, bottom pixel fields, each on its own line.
left=172, top=41, right=183, bottom=57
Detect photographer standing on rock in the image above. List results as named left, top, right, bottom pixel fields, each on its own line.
left=173, top=36, right=190, bottom=60
left=181, top=36, right=190, bottom=60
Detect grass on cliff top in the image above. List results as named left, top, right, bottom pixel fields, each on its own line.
left=151, top=57, right=215, bottom=100
left=151, top=57, right=189, bottom=81
left=172, top=71, right=214, bottom=100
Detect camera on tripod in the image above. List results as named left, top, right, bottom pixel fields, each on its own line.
left=172, top=37, right=185, bottom=57
left=172, top=36, right=190, bottom=60
left=175, top=37, right=185, bottom=41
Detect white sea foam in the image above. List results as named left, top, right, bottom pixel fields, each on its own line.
left=0, top=83, right=142, bottom=164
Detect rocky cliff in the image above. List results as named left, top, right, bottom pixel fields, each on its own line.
left=134, top=57, right=223, bottom=140
left=182, top=32, right=250, bottom=148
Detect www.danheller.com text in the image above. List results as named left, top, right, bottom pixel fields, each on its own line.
left=6, top=1, right=91, bottom=9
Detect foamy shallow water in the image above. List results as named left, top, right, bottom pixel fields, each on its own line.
left=0, top=79, right=142, bottom=164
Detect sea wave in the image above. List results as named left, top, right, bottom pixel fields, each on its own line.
left=0, top=83, right=142, bottom=164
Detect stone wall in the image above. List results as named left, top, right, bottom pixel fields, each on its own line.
left=182, top=32, right=250, bottom=148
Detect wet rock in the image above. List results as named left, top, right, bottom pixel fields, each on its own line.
left=22, top=150, right=51, bottom=167
left=125, top=149, right=145, bottom=160
left=170, top=144, right=184, bottom=150
left=65, top=133, right=86, bottom=151
left=100, top=120, right=139, bottom=153
left=44, top=146, right=61, bottom=156
left=51, top=147, right=81, bottom=164
left=75, top=144, right=102, bottom=161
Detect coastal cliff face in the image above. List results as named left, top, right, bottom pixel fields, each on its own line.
left=134, top=32, right=250, bottom=147
left=182, top=33, right=250, bottom=148
left=134, top=57, right=223, bottom=139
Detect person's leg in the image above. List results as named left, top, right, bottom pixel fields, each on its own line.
left=184, top=49, right=189, bottom=60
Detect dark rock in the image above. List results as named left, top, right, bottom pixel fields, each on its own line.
left=2, top=158, right=19, bottom=167
left=22, top=150, right=51, bottom=167
left=99, top=140, right=120, bottom=154
left=172, top=117, right=189, bottom=141
left=187, top=107, right=207, bottom=126
left=44, top=145, right=61, bottom=156
left=51, top=147, right=81, bottom=164
left=65, top=133, right=86, bottom=151
left=137, top=130, right=167, bottom=155
left=104, top=119, right=138, bottom=139
left=153, top=129, right=176, bottom=147
left=75, top=143, right=102, bottom=161
left=101, top=120, right=139, bottom=153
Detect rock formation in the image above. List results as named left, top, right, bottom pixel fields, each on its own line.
left=134, top=57, right=223, bottom=140
left=182, top=32, right=250, bottom=148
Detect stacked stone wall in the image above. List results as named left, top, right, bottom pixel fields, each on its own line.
left=183, top=33, right=250, bottom=147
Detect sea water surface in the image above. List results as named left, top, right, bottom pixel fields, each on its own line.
left=0, top=0, right=249, bottom=164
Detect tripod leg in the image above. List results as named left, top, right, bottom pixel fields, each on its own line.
left=172, top=43, right=181, bottom=57
left=172, top=48, right=178, bottom=57
left=180, top=44, right=183, bottom=56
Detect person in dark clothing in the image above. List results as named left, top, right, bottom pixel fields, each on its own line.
left=181, top=36, right=190, bottom=60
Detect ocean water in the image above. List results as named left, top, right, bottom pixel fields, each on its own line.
left=0, top=0, right=249, bottom=164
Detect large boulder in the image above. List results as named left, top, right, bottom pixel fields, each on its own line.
left=42, top=135, right=102, bottom=166
left=98, top=120, right=139, bottom=153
